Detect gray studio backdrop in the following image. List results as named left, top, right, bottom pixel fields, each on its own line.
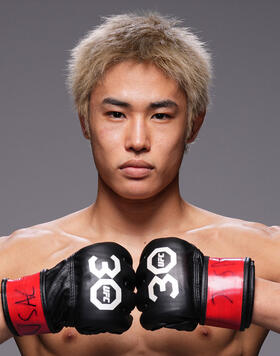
left=0, top=1, right=279, bottom=355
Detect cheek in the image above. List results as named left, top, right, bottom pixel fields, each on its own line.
left=92, top=126, right=122, bottom=155
left=154, top=131, right=185, bottom=169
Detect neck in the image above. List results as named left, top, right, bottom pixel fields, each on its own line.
left=88, top=174, right=191, bottom=241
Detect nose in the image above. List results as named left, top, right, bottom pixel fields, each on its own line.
left=124, top=117, right=151, bottom=153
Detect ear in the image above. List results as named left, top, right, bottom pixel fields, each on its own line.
left=186, top=111, right=206, bottom=144
left=79, top=115, right=91, bottom=140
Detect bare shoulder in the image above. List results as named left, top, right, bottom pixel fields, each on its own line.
left=183, top=205, right=280, bottom=280
left=186, top=204, right=279, bottom=243
left=186, top=203, right=279, bottom=239
left=213, top=216, right=276, bottom=233
left=196, top=216, right=280, bottom=280
left=215, top=217, right=280, bottom=244
left=0, top=210, right=92, bottom=279
left=206, top=215, right=280, bottom=251
left=221, top=218, right=280, bottom=281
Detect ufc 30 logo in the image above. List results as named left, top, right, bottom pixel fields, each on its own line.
left=88, top=255, right=122, bottom=310
left=147, top=247, right=179, bottom=302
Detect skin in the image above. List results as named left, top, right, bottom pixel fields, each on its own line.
left=0, top=60, right=280, bottom=356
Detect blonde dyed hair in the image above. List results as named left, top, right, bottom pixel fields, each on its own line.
left=67, top=11, right=212, bottom=140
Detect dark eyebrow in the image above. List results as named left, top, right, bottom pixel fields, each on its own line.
left=102, top=97, right=131, bottom=108
left=102, top=97, right=179, bottom=110
left=149, top=100, right=178, bottom=109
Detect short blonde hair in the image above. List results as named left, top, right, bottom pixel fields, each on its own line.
left=67, top=11, right=212, bottom=139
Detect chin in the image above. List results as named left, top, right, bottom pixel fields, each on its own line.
left=101, top=173, right=175, bottom=201
left=114, top=182, right=165, bottom=201
left=119, top=192, right=156, bottom=200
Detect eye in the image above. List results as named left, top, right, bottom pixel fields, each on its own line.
left=152, top=113, right=172, bottom=120
left=106, top=111, right=125, bottom=119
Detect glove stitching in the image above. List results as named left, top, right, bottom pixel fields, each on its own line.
left=69, top=255, right=76, bottom=326
left=64, top=256, right=76, bottom=327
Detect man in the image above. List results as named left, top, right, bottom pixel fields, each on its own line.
left=0, top=11, right=279, bottom=356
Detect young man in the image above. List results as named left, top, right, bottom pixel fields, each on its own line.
left=0, top=11, right=279, bottom=356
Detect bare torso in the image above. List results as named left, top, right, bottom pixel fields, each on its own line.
left=2, top=204, right=274, bottom=356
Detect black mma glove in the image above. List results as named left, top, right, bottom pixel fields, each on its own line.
left=136, top=237, right=254, bottom=332
left=1, top=242, right=135, bottom=336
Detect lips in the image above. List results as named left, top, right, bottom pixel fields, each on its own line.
left=119, top=160, right=154, bottom=169
left=119, top=160, right=154, bottom=178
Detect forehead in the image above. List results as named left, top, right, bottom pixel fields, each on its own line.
left=91, top=60, right=186, bottom=105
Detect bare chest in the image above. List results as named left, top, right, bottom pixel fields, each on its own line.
left=16, top=309, right=264, bottom=356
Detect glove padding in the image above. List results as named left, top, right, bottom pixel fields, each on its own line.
left=136, top=237, right=254, bottom=332
left=2, top=242, right=136, bottom=336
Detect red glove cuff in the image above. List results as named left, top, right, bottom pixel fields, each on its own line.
left=201, top=257, right=254, bottom=330
left=1, top=272, right=50, bottom=336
